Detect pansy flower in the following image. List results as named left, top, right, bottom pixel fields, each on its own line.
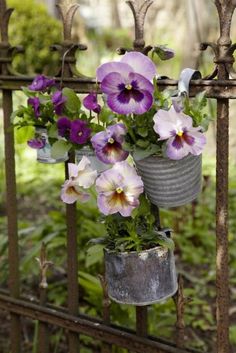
left=69, top=120, right=91, bottom=145
left=52, top=91, right=67, bottom=115
left=83, top=92, right=101, bottom=114
left=27, top=136, right=46, bottom=149
left=61, top=156, right=97, bottom=204
left=153, top=106, right=206, bottom=160
left=28, top=97, right=40, bottom=118
left=57, top=117, right=71, bottom=137
left=96, top=161, right=143, bottom=217
left=91, top=123, right=128, bottom=164
left=28, top=75, right=55, bottom=91
left=96, top=52, right=156, bottom=115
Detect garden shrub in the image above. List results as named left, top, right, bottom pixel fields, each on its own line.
left=8, top=0, right=61, bottom=74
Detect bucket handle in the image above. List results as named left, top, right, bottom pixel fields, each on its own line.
left=178, top=68, right=201, bottom=97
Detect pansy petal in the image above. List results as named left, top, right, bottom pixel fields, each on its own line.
left=61, top=180, right=90, bottom=204
left=121, top=51, right=156, bottom=80
left=153, top=106, right=192, bottom=140
left=165, top=137, right=191, bottom=160
left=101, top=72, right=126, bottom=94
left=96, top=169, right=118, bottom=193
left=91, top=131, right=107, bottom=150
left=97, top=62, right=133, bottom=82
left=95, top=144, right=129, bottom=164
left=107, top=123, right=127, bottom=143
left=186, top=130, right=206, bottom=156
left=128, top=72, right=154, bottom=94
left=68, top=163, right=79, bottom=178
left=107, top=90, right=153, bottom=115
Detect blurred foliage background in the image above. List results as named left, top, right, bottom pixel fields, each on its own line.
left=1, top=0, right=236, bottom=352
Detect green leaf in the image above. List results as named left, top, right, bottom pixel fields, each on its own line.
left=15, top=125, right=34, bottom=144
left=86, top=244, right=104, bottom=267
left=62, top=87, right=81, bottom=115
left=51, top=140, right=71, bottom=159
left=133, top=144, right=160, bottom=161
left=47, top=124, right=58, bottom=138
left=156, top=232, right=175, bottom=251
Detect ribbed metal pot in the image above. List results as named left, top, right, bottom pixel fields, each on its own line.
left=104, top=246, right=177, bottom=306
left=134, top=154, right=202, bottom=208
left=35, top=127, right=68, bottom=164
left=75, top=146, right=110, bottom=174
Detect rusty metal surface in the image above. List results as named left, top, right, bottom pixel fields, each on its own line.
left=0, top=292, right=200, bottom=353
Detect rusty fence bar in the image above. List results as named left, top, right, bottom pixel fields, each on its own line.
left=0, top=291, right=199, bottom=353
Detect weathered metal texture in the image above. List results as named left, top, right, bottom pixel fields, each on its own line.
left=0, top=292, right=200, bottom=353
left=2, top=75, right=236, bottom=99
left=65, top=152, right=80, bottom=353
left=135, top=154, right=202, bottom=208
left=104, top=247, right=177, bottom=305
left=0, top=1, right=21, bottom=352
left=200, top=1, right=236, bottom=352
left=75, top=146, right=110, bottom=174
left=35, top=126, right=68, bottom=164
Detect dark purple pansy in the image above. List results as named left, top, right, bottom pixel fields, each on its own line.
left=83, top=92, right=101, bottom=114
left=69, top=119, right=91, bottom=145
left=28, top=75, right=55, bottom=91
left=57, top=117, right=71, bottom=137
left=91, top=123, right=129, bottom=164
left=52, top=91, right=67, bottom=116
left=27, top=137, right=46, bottom=149
left=28, top=97, right=40, bottom=118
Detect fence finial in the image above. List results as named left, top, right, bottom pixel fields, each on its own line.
left=126, top=0, right=153, bottom=51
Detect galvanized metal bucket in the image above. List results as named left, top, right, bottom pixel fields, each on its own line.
left=75, top=146, right=110, bottom=174
left=134, top=154, right=202, bottom=208
left=104, top=246, right=178, bottom=306
left=36, top=127, right=68, bottom=164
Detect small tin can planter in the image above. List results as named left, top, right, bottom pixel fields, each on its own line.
left=104, top=246, right=178, bottom=306
left=35, top=127, right=68, bottom=164
left=134, top=154, right=202, bottom=208
left=75, top=146, right=110, bottom=174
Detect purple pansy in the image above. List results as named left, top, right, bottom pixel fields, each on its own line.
left=28, top=97, right=40, bottom=118
left=96, top=161, right=144, bottom=217
left=52, top=91, right=67, bottom=115
left=96, top=52, right=156, bottom=115
left=28, top=75, right=55, bottom=91
left=57, top=117, right=71, bottom=137
left=27, top=137, right=46, bottom=149
left=69, top=119, right=91, bottom=145
left=83, top=92, right=101, bottom=114
left=91, top=123, right=128, bottom=164
left=153, top=106, right=206, bottom=160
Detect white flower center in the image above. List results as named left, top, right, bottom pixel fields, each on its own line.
left=108, top=137, right=115, bottom=144
left=177, top=130, right=183, bottom=137
left=125, top=84, right=132, bottom=90
left=78, top=131, right=83, bottom=136
left=116, top=187, right=123, bottom=194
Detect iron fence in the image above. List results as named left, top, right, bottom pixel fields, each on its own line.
left=0, top=0, right=234, bottom=353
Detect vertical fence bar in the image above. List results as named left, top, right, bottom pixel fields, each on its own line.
left=216, top=96, right=230, bottom=353
left=65, top=156, right=80, bottom=353
left=214, top=2, right=235, bottom=352
left=136, top=307, right=148, bottom=337
left=0, top=0, right=21, bottom=351
left=3, top=89, right=21, bottom=353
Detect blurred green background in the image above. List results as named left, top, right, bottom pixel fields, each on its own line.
left=1, top=0, right=236, bottom=352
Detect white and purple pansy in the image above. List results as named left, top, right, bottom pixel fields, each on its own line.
left=61, top=156, right=97, bottom=204
left=96, top=161, right=144, bottom=217
left=91, top=123, right=129, bottom=164
left=96, top=52, right=156, bottom=115
left=153, top=106, right=206, bottom=160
